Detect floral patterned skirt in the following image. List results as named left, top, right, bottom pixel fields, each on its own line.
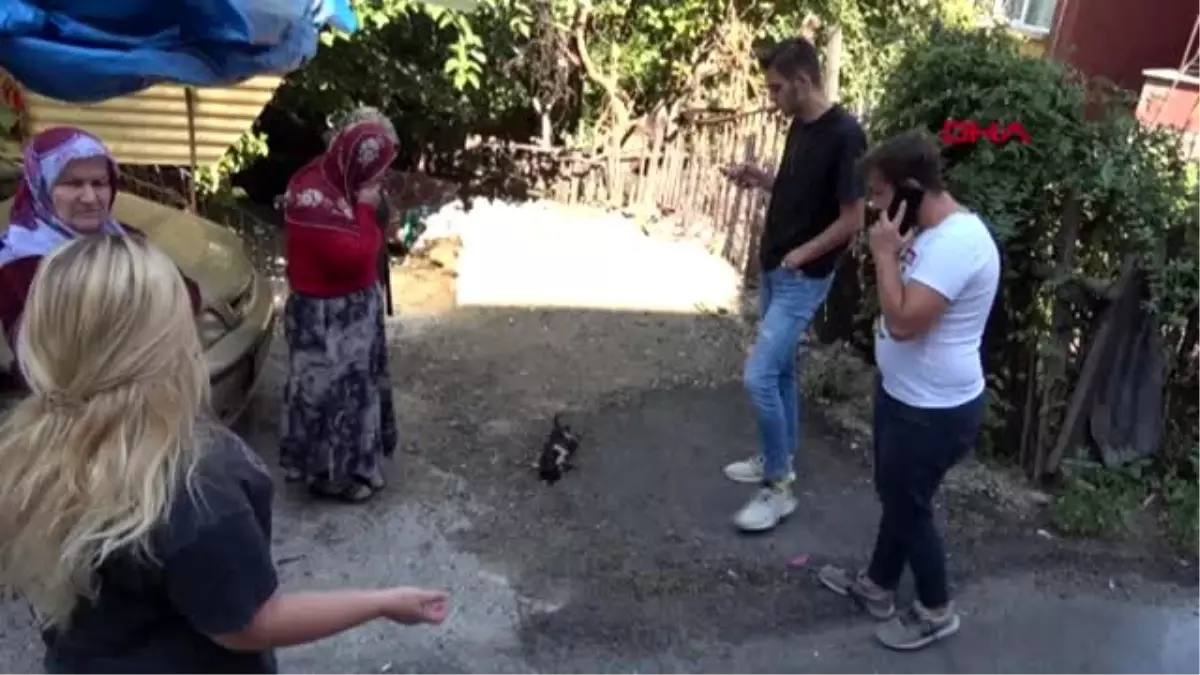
left=279, top=285, right=397, bottom=492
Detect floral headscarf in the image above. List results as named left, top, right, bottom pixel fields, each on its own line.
left=283, top=121, right=397, bottom=233
left=326, top=106, right=397, bottom=146
left=0, top=126, right=123, bottom=268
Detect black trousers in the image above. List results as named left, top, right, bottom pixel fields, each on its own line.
left=866, top=380, right=985, bottom=608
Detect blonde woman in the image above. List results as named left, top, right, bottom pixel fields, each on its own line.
left=0, top=235, right=449, bottom=674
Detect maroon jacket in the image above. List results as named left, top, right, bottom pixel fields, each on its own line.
left=0, top=227, right=202, bottom=354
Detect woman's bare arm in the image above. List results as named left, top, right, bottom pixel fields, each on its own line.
left=210, top=589, right=386, bottom=651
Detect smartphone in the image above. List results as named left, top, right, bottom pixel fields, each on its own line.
left=887, top=184, right=925, bottom=235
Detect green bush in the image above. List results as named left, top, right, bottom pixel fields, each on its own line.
left=1051, top=459, right=1150, bottom=539
left=858, top=27, right=1198, bottom=472
left=1051, top=453, right=1198, bottom=552
left=1159, top=451, right=1199, bottom=554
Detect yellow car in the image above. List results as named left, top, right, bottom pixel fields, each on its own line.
left=0, top=186, right=277, bottom=423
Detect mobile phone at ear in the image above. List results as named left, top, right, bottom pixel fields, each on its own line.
left=887, top=184, right=925, bottom=235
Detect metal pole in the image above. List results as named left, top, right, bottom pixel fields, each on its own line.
left=185, top=87, right=198, bottom=213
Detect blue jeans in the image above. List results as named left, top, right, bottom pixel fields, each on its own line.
left=867, top=381, right=984, bottom=608
left=743, top=267, right=834, bottom=483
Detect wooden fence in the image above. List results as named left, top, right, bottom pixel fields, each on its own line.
left=475, top=108, right=789, bottom=281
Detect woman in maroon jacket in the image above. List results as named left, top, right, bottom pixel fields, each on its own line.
left=0, top=127, right=201, bottom=368
left=278, top=120, right=398, bottom=503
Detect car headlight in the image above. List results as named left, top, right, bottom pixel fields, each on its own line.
left=197, top=309, right=228, bottom=348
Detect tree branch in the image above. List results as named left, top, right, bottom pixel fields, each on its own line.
left=573, top=0, right=631, bottom=123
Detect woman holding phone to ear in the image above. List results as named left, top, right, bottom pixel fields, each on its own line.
left=817, top=130, right=1000, bottom=652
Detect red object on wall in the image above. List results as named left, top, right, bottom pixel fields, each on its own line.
left=1048, top=0, right=1197, bottom=93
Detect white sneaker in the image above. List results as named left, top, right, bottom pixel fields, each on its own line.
left=722, top=455, right=796, bottom=484
left=733, top=485, right=798, bottom=532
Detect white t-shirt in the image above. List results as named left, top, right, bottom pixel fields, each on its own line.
left=874, top=211, right=1001, bottom=408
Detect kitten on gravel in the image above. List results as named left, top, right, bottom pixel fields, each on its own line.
left=536, top=414, right=580, bottom=485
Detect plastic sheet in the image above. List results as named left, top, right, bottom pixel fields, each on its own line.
left=0, top=0, right=357, bottom=102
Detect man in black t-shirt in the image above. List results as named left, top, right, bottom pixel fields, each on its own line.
left=722, top=37, right=867, bottom=533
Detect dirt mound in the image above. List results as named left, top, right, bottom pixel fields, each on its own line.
left=386, top=236, right=461, bottom=315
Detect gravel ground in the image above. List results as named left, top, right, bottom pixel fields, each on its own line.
left=244, top=296, right=1194, bottom=673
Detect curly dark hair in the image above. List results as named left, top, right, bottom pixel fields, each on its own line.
left=859, top=130, right=947, bottom=192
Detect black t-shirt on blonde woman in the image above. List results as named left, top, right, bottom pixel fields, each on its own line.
left=43, top=423, right=280, bottom=674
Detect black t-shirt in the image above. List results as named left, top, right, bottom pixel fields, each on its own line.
left=760, top=105, right=867, bottom=276
left=42, top=423, right=279, bottom=674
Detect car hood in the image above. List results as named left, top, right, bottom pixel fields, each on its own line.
left=0, top=192, right=254, bottom=305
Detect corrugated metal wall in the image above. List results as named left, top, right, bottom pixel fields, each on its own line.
left=5, top=74, right=280, bottom=167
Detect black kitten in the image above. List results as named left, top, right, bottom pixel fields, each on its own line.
left=537, top=414, right=580, bottom=485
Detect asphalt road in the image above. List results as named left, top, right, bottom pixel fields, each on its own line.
left=1, top=310, right=1196, bottom=674
left=269, top=309, right=1200, bottom=673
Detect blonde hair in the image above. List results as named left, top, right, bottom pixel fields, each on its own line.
left=0, top=234, right=209, bottom=627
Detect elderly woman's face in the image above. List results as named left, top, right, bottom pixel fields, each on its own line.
left=52, top=157, right=113, bottom=233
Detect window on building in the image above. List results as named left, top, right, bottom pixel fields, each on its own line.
left=997, top=0, right=1058, bottom=34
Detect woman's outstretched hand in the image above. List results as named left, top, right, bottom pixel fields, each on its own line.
left=378, top=587, right=450, bottom=625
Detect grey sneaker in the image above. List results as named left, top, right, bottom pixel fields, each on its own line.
left=723, top=455, right=795, bottom=484
left=733, top=484, right=798, bottom=532
left=875, top=602, right=961, bottom=651
left=817, top=565, right=896, bottom=619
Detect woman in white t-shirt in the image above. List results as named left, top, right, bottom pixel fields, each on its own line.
left=817, top=131, right=1000, bottom=652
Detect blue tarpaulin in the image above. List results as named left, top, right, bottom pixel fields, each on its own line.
left=0, top=0, right=359, bottom=102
